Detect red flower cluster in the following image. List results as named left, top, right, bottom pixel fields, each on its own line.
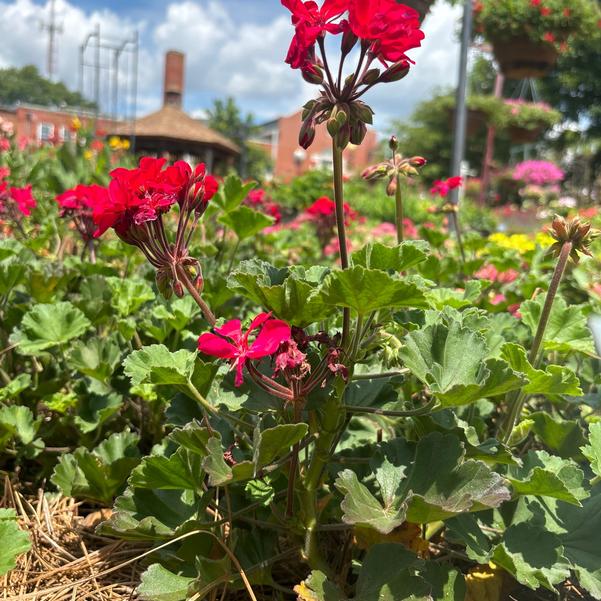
left=90, top=157, right=219, bottom=306
left=56, top=184, right=108, bottom=242
left=0, top=183, right=36, bottom=217
left=93, top=157, right=217, bottom=240
left=430, top=176, right=463, bottom=198
left=244, top=188, right=283, bottom=224
left=284, top=0, right=424, bottom=70
left=305, top=196, right=357, bottom=224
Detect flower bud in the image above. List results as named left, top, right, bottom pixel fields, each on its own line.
left=194, top=274, right=204, bottom=293
left=173, top=280, right=185, bottom=298
left=386, top=176, right=398, bottom=197
left=410, top=156, right=427, bottom=167
left=389, top=136, right=398, bottom=151
left=302, top=64, right=324, bottom=85
left=301, top=100, right=317, bottom=121
left=361, top=68, right=381, bottom=86
left=362, top=163, right=388, bottom=181
left=299, top=118, right=316, bottom=149
left=336, top=123, right=350, bottom=150
left=351, top=101, right=374, bottom=125
left=349, top=121, right=367, bottom=146
left=341, top=27, right=358, bottom=56
left=380, top=61, right=410, bottom=83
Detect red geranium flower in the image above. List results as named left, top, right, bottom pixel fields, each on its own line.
left=198, top=313, right=292, bottom=386
left=430, top=176, right=463, bottom=198
left=58, top=184, right=109, bottom=241
left=10, top=185, right=36, bottom=216
left=348, top=0, right=424, bottom=65
left=282, top=0, right=349, bottom=69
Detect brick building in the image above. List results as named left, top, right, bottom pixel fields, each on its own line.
left=0, top=103, right=117, bottom=146
left=252, top=110, right=379, bottom=182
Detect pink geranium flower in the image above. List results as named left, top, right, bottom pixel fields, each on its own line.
left=198, top=313, right=292, bottom=387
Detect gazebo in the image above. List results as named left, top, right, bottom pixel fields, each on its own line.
left=112, top=51, right=239, bottom=173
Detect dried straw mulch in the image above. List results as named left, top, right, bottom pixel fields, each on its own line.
left=1, top=478, right=150, bottom=601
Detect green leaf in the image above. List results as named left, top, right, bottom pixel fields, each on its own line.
left=400, top=321, right=524, bottom=407
left=10, top=301, right=91, bottom=355
left=520, top=295, right=595, bottom=356
left=51, top=431, right=140, bottom=504
left=214, top=174, right=256, bottom=212
left=335, top=461, right=409, bottom=534
left=426, top=280, right=486, bottom=310
left=445, top=514, right=493, bottom=562
left=419, top=563, right=466, bottom=601
left=73, top=391, right=123, bottom=434
left=321, top=266, right=427, bottom=315
left=0, top=509, right=31, bottom=576
left=508, top=450, right=588, bottom=505
left=403, top=433, right=510, bottom=522
left=501, top=343, right=582, bottom=397
left=0, top=258, right=26, bottom=296
left=582, top=422, right=601, bottom=478
left=137, top=564, right=195, bottom=601
left=0, top=374, right=31, bottom=402
left=99, top=488, right=200, bottom=541
left=352, top=241, right=429, bottom=272
left=129, top=448, right=203, bottom=491
left=218, top=206, right=273, bottom=241
left=124, top=345, right=196, bottom=387
left=529, top=411, right=587, bottom=460
left=228, top=260, right=334, bottom=327
left=253, top=423, right=308, bottom=470
left=68, top=338, right=121, bottom=382
left=295, top=570, right=345, bottom=601
left=107, top=277, right=155, bottom=317
left=0, top=405, right=40, bottom=446
left=492, top=523, right=569, bottom=591
left=355, top=544, right=431, bottom=601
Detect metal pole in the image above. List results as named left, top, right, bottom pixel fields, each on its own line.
left=478, top=72, right=505, bottom=205
left=94, top=24, right=101, bottom=117
left=130, top=31, right=139, bottom=153
left=449, top=0, right=474, bottom=206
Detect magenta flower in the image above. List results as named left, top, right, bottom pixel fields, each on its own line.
left=198, top=313, right=292, bottom=387
left=512, top=160, right=564, bottom=186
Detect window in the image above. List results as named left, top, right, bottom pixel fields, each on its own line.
left=59, top=126, right=69, bottom=142
left=38, top=123, right=54, bottom=142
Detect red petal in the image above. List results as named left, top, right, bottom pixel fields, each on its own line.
left=198, top=333, right=238, bottom=359
left=248, top=320, right=291, bottom=358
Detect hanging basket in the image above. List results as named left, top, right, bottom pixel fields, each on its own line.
left=492, top=38, right=558, bottom=79
left=449, top=108, right=488, bottom=137
left=400, top=0, right=435, bottom=22
left=507, top=124, right=544, bottom=144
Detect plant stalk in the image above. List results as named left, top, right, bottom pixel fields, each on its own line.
left=176, top=264, right=217, bottom=327
left=500, top=241, right=572, bottom=443
left=395, top=174, right=404, bottom=244
left=332, top=139, right=351, bottom=347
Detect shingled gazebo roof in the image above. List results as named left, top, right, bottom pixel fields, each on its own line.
left=115, top=105, right=240, bottom=156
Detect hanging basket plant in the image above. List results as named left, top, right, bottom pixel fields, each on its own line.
left=399, top=0, right=436, bottom=22
left=443, top=94, right=505, bottom=136
left=502, top=100, right=562, bottom=144
left=474, top=0, right=600, bottom=79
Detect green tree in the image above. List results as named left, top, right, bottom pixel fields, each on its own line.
left=0, top=65, right=95, bottom=109
left=206, top=97, right=271, bottom=181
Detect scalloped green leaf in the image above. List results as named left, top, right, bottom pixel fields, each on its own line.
left=137, top=564, right=195, bottom=601
left=0, top=509, right=31, bottom=576
left=351, top=241, right=429, bottom=272
left=124, top=345, right=196, bottom=387
left=107, top=276, right=155, bottom=317
left=399, top=321, right=525, bottom=407
left=218, top=205, right=273, bottom=241
left=321, top=266, right=428, bottom=315
left=10, top=301, right=91, bottom=355
left=253, top=423, right=308, bottom=470
left=582, top=422, right=601, bottom=479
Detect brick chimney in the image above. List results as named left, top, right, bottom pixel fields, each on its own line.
left=163, top=50, right=185, bottom=108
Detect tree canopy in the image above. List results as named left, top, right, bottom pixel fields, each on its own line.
left=0, top=65, right=95, bottom=109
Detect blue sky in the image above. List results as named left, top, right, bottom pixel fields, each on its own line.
left=0, top=0, right=462, bottom=129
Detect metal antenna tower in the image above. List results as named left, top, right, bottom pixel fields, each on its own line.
left=41, top=0, right=63, bottom=81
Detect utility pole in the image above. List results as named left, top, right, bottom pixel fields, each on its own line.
left=449, top=0, right=474, bottom=207
left=42, top=0, right=62, bottom=81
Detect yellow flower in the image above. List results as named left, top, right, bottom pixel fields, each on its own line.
left=83, top=149, right=94, bottom=161
left=488, top=233, right=534, bottom=253
left=536, top=232, right=555, bottom=248
left=71, top=116, right=82, bottom=131
left=108, top=136, right=121, bottom=150
left=121, top=139, right=131, bottom=150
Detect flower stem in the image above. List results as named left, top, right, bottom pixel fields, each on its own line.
left=176, top=265, right=217, bottom=327
left=395, top=174, right=404, bottom=244
left=500, top=241, right=572, bottom=444
left=449, top=211, right=466, bottom=265
left=332, top=139, right=351, bottom=347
